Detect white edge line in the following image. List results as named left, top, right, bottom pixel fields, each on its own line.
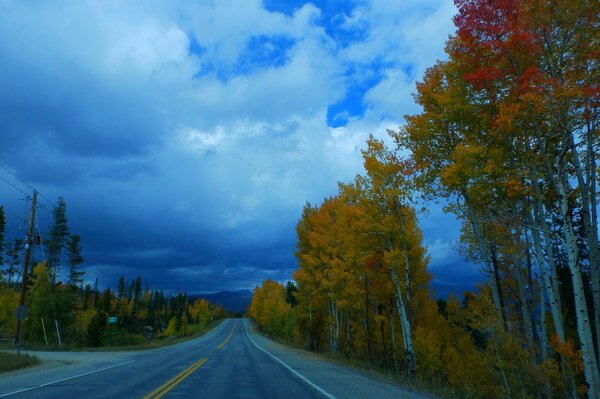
left=0, top=360, right=136, bottom=398
left=243, top=319, right=336, bottom=399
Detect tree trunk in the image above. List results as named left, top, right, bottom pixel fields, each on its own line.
left=555, top=171, right=600, bottom=397
left=388, top=236, right=415, bottom=378
left=364, top=275, right=373, bottom=363
left=462, top=192, right=507, bottom=328
left=540, top=282, right=548, bottom=362
left=569, top=130, right=600, bottom=368
left=397, top=205, right=412, bottom=321
left=328, top=298, right=339, bottom=354
left=390, top=297, right=398, bottom=373
left=529, top=204, right=567, bottom=344
left=345, top=308, right=351, bottom=357
left=529, top=150, right=578, bottom=395
left=379, top=304, right=387, bottom=366
left=513, top=256, right=536, bottom=360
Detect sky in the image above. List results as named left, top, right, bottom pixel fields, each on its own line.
left=0, top=0, right=484, bottom=298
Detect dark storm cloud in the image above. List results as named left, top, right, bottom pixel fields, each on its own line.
left=0, top=62, right=163, bottom=159
left=0, top=1, right=471, bottom=296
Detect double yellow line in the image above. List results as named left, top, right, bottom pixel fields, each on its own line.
left=142, top=320, right=238, bottom=398
left=142, top=357, right=208, bottom=399
left=216, top=319, right=237, bottom=350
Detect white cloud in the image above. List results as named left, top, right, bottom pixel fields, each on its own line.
left=0, top=0, right=464, bottom=292
left=426, top=239, right=456, bottom=269
left=179, top=127, right=227, bottom=152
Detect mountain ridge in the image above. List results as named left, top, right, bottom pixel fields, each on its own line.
left=189, top=289, right=253, bottom=314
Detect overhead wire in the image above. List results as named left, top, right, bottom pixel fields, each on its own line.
left=1, top=163, right=270, bottom=286
left=0, top=162, right=59, bottom=212
left=0, top=163, right=36, bottom=191
left=0, top=174, right=29, bottom=196
left=3, top=208, right=28, bottom=224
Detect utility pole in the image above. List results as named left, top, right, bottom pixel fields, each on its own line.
left=15, top=190, right=37, bottom=346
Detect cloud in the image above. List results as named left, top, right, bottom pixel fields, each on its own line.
left=0, top=0, right=469, bottom=296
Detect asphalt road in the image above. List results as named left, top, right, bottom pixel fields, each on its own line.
left=0, top=319, right=432, bottom=399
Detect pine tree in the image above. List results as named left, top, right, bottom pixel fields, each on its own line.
left=47, top=197, right=69, bottom=284
left=117, top=276, right=126, bottom=299
left=0, top=206, right=5, bottom=274
left=67, top=234, right=84, bottom=287
left=5, top=239, right=23, bottom=288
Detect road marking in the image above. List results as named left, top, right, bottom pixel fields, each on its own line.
left=242, top=320, right=336, bottom=399
left=142, top=357, right=208, bottom=399
left=215, top=319, right=237, bottom=350
left=0, top=360, right=136, bottom=398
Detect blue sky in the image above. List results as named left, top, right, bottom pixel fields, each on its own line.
left=0, top=0, right=483, bottom=297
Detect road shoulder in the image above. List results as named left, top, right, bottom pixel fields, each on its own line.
left=243, top=319, right=437, bottom=399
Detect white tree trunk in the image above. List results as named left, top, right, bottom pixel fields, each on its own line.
left=555, top=170, right=600, bottom=397
left=569, top=131, right=600, bottom=368
left=390, top=264, right=415, bottom=378
left=529, top=210, right=566, bottom=343
left=397, top=206, right=412, bottom=320
left=540, top=282, right=548, bottom=362
left=513, top=258, right=535, bottom=356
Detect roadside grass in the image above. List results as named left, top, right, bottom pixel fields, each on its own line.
left=319, top=354, right=458, bottom=399
left=0, top=319, right=224, bottom=353
left=0, top=351, right=39, bottom=373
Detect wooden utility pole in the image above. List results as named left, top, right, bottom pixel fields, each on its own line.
left=15, top=190, right=37, bottom=345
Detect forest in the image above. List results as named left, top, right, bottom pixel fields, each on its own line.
left=250, top=0, right=600, bottom=398
left=0, top=199, right=226, bottom=349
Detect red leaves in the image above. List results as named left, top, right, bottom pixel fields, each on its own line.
left=464, top=66, right=505, bottom=89
left=365, top=255, right=382, bottom=271
left=453, top=0, right=541, bottom=94
left=454, top=0, right=520, bottom=48
left=516, top=65, right=543, bottom=93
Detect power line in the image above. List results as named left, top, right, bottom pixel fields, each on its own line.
left=0, top=174, right=28, bottom=196
left=0, top=163, right=266, bottom=287
left=1, top=206, right=28, bottom=224
left=0, top=163, right=35, bottom=191
left=0, top=162, right=57, bottom=210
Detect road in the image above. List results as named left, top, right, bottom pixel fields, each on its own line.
left=0, top=319, right=432, bottom=399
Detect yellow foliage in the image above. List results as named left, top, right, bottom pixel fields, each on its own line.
left=0, top=285, right=18, bottom=339
left=164, top=317, right=177, bottom=337
left=249, top=280, right=294, bottom=339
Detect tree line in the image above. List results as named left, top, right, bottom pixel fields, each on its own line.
left=251, top=0, right=599, bottom=398
left=0, top=201, right=226, bottom=347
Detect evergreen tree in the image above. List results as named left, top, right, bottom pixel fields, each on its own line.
left=67, top=234, right=84, bottom=287
left=0, top=206, right=5, bottom=274
left=47, top=197, right=69, bottom=284
left=117, top=275, right=126, bottom=299
left=5, top=238, right=23, bottom=288
left=285, top=281, right=299, bottom=307
left=133, top=276, right=142, bottom=307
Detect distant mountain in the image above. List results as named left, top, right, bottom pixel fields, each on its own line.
left=190, top=289, right=253, bottom=314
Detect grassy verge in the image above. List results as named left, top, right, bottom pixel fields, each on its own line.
left=316, top=353, right=455, bottom=399
left=87, top=319, right=225, bottom=352
left=0, top=351, right=39, bottom=373
left=0, top=319, right=224, bottom=353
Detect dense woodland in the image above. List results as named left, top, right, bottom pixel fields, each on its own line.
left=250, top=0, right=600, bottom=398
left=0, top=200, right=226, bottom=348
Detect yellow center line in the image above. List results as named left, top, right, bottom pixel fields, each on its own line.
left=142, top=357, right=208, bottom=399
left=215, top=319, right=238, bottom=350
